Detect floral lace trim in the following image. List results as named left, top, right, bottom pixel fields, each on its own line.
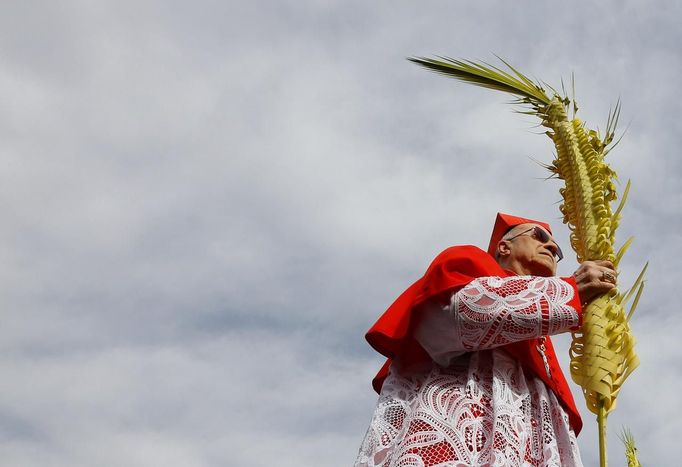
left=355, top=354, right=582, bottom=467
left=355, top=276, right=582, bottom=467
left=452, top=276, right=579, bottom=351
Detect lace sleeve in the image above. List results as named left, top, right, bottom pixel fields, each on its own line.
left=414, top=276, right=580, bottom=365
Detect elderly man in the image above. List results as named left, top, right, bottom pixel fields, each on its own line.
left=355, top=213, right=617, bottom=467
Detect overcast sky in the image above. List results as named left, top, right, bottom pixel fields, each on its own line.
left=0, top=1, right=680, bottom=466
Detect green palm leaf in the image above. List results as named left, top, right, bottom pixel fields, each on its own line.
left=408, top=56, right=552, bottom=106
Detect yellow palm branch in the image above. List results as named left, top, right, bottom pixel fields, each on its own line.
left=410, top=55, right=646, bottom=467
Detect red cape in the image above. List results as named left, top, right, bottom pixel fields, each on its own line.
left=366, top=245, right=583, bottom=434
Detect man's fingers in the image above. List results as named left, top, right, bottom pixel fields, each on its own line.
left=573, top=261, right=618, bottom=283
left=593, top=260, right=616, bottom=271
left=573, top=263, right=619, bottom=305
left=577, top=277, right=617, bottom=305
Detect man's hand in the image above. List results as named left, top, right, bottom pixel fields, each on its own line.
left=572, top=260, right=618, bottom=305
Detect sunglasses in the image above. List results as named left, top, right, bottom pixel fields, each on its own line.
left=505, top=226, right=564, bottom=262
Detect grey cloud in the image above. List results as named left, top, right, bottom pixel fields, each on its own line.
left=0, top=1, right=679, bottom=466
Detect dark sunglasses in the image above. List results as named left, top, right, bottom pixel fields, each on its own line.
left=505, top=226, right=564, bottom=262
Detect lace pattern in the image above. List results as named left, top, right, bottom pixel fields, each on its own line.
left=355, top=276, right=582, bottom=467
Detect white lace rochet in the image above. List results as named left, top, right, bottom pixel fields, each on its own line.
left=355, top=276, right=583, bottom=467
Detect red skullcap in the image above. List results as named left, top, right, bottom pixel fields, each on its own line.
left=487, top=212, right=552, bottom=257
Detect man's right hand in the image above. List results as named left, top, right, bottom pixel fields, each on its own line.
left=572, top=260, right=618, bottom=305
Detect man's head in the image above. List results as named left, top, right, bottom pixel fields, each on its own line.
left=487, top=213, right=562, bottom=277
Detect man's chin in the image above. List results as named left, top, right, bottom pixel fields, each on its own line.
left=533, top=261, right=556, bottom=277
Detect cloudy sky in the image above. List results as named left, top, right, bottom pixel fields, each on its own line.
left=0, top=1, right=680, bottom=465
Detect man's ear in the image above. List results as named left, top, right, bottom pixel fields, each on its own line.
left=497, top=240, right=511, bottom=258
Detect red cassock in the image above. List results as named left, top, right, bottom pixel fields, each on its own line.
left=365, top=244, right=583, bottom=435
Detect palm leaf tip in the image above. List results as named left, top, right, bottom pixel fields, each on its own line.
left=407, top=55, right=552, bottom=106
left=619, top=427, right=642, bottom=467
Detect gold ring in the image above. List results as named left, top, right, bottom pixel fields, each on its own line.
left=602, top=271, right=616, bottom=284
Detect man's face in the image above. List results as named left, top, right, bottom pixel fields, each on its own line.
left=499, top=223, right=560, bottom=277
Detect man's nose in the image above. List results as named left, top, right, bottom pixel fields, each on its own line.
left=544, top=242, right=559, bottom=258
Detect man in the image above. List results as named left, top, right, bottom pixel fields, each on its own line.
left=354, top=213, right=617, bottom=467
